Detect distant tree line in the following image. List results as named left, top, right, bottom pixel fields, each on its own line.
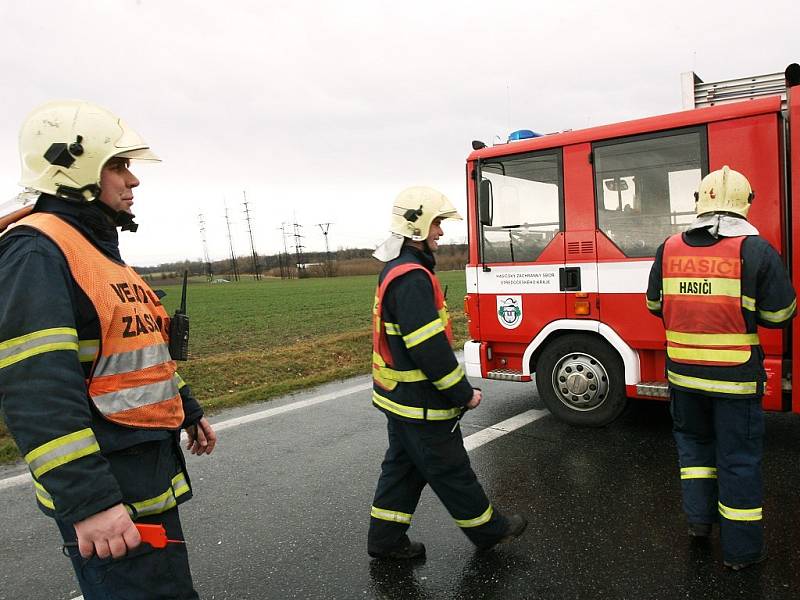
left=135, top=244, right=468, bottom=281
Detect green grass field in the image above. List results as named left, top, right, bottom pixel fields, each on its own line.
left=0, top=270, right=468, bottom=463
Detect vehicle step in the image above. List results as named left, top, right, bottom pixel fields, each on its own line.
left=486, top=369, right=530, bottom=382
left=636, top=381, right=669, bottom=398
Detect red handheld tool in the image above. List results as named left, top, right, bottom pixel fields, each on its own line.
left=135, top=523, right=185, bottom=548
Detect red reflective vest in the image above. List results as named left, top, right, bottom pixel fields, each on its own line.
left=661, top=234, right=758, bottom=367
left=372, top=263, right=452, bottom=390
left=18, top=213, right=184, bottom=428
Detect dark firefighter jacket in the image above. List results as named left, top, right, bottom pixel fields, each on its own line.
left=646, top=227, right=796, bottom=399
left=0, top=195, right=202, bottom=524
left=372, top=246, right=473, bottom=421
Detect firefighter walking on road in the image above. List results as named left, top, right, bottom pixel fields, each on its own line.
left=368, top=186, right=527, bottom=559
left=0, top=101, right=216, bottom=599
left=646, top=166, right=796, bottom=571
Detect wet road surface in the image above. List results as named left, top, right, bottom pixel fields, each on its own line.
left=1, top=374, right=799, bottom=599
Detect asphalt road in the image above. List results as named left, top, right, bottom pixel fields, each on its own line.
left=1, top=374, right=800, bottom=600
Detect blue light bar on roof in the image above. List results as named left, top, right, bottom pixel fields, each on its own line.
left=507, top=129, right=542, bottom=142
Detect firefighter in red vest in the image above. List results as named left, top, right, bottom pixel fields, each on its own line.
left=0, top=101, right=216, bottom=598
left=368, top=186, right=527, bottom=559
left=646, top=166, right=795, bottom=570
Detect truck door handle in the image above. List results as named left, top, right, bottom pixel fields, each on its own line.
left=559, top=267, right=581, bottom=291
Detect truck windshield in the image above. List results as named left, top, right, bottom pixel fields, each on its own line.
left=479, top=150, right=562, bottom=263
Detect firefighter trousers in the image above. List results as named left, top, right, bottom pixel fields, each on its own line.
left=57, top=507, right=199, bottom=600
left=368, top=415, right=510, bottom=553
left=670, top=388, right=764, bottom=563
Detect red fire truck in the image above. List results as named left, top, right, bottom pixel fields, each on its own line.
left=462, top=63, right=800, bottom=426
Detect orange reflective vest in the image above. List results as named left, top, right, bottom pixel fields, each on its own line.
left=372, top=262, right=452, bottom=390
left=661, top=234, right=758, bottom=367
left=18, top=213, right=184, bottom=429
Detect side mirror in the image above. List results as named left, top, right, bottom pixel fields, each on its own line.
left=479, top=179, right=493, bottom=226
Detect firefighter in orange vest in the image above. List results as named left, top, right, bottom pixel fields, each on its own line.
left=0, top=101, right=216, bottom=598
left=368, top=187, right=527, bottom=559
left=646, top=166, right=795, bottom=570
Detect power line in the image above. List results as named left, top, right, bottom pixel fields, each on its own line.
left=316, top=222, right=334, bottom=277
left=277, top=223, right=292, bottom=279
left=292, top=217, right=305, bottom=278
left=198, top=212, right=213, bottom=281
left=242, top=191, right=261, bottom=281
left=223, top=201, right=240, bottom=282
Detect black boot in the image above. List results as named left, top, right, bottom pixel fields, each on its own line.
left=479, top=514, right=528, bottom=551
left=724, top=553, right=767, bottom=571
left=368, top=541, right=426, bottom=560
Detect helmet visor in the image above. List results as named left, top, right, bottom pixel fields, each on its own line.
left=114, top=147, right=161, bottom=162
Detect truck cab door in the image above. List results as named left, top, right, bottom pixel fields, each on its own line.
left=469, top=150, right=567, bottom=371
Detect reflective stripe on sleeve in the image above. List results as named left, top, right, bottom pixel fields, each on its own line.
left=680, top=466, right=718, bottom=480
left=665, top=331, right=759, bottom=346
left=432, top=365, right=465, bottom=391
left=741, top=295, right=756, bottom=312
left=94, top=344, right=172, bottom=376
left=34, top=480, right=55, bottom=510
left=172, top=472, right=190, bottom=498
left=646, top=298, right=662, bottom=311
left=372, top=391, right=461, bottom=421
left=718, top=501, right=762, bottom=522
left=758, top=299, right=797, bottom=324
left=667, top=370, right=757, bottom=395
left=455, top=505, right=493, bottom=528
left=78, top=339, right=99, bottom=363
left=370, top=505, right=413, bottom=525
left=0, top=327, right=79, bottom=370
left=24, top=428, right=100, bottom=478
left=402, top=319, right=445, bottom=349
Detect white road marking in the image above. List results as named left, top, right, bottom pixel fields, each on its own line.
left=0, top=472, right=31, bottom=491
left=212, top=382, right=372, bottom=433
left=0, top=382, right=373, bottom=491
left=0, top=383, right=548, bottom=491
left=463, top=409, right=549, bottom=451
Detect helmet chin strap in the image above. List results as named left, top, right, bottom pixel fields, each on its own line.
left=96, top=199, right=139, bottom=232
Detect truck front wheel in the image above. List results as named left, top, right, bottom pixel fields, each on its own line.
left=535, top=334, right=627, bottom=427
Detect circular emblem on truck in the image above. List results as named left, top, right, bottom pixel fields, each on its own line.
left=497, top=295, right=523, bottom=329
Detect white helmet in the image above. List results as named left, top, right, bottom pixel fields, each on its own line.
left=695, top=165, right=754, bottom=218
left=374, top=186, right=463, bottom=261
left=18, top=100, right=160, bottom=202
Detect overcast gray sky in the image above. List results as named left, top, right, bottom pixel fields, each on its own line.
left=1, top=0, right=797, bottom=266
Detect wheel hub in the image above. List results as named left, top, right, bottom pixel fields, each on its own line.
left=551, top=352, right=610, bottom=412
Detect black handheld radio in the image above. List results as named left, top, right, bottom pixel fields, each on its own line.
left=169, top=271, right=190, bottom=361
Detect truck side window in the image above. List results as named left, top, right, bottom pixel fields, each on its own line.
left=479, top=150, right=562, bottom=263
left=593, top=129, right=706, bottom=258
